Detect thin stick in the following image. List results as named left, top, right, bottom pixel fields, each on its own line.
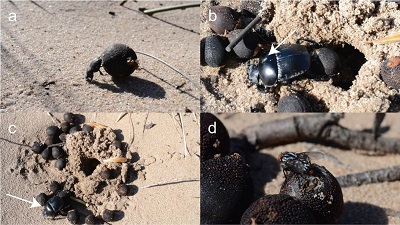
left=239, top=114, right=400, bottom=154
left=225, top=15, right=262, bottom=52
left=192, top=112, right=199, bottom=126
left=141, top=178, right=200, bottom=189
left=141, top=3, right=200, bottom=16
left=46, top=112, right=61, bottom=125
left=178, top=113, right=188, bottom=159
left=70, top=196, right=89, bottom=207
left=116, top=112, right=128, bottom=123
left=136, top=51, right=200, bottom=89
left=337, top=165, right=400, bottom=188
left=129, top=112, right=134, bottom=146
left=365, top=32, right=400, bottom=44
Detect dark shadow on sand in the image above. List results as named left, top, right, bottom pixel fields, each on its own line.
left=91, top=76, right=166, bottom=99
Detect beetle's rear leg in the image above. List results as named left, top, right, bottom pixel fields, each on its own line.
left=85, top=57, right=102, bottom=82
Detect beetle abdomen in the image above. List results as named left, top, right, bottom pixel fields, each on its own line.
left=276, top=44, right=310, bottom=82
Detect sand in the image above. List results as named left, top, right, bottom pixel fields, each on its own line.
left=201, top=0, right=400, bottom=112
left=0, top=112, right=200, bottom=224
left=215, top=113, right=400, bottom=224
left=1, top=1, right=199, bottom=112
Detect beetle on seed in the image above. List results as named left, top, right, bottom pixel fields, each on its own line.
left=247, top=39, right=341, bottom=92
left=278, top=151, right=325, bottom=177
left=86, top=43, right=139, bottom=82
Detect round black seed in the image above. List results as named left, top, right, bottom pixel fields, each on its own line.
left=67, top=209, right=79, bottom=224
left=228, top=29, right=260, bottom=59
left=46, top=126, right=60, bottom=137
left=117, top=183, right=129, bottom=196
left=381, top=56, right=400, bottom=89
left=63, top=113, right=75, bottom=124
left=35, top=193, right=47, bottom=206
left=55, top=158, right=66, bottom=170
left=41, top=148, right=51, bottom=160
left=204, top=35, right=229, bottom=67
left=82, top=124, right=94, bottom=133
left=49, top=181, right=59, bottom=194
left=51, top=146, right=64, bottom=159
left=69, top=126, right=81, bottom=134
left=208, top=6, right=240, bottom=34
left=277, top=93, right=313, bottom=112
left=85, top=215, right=97, bottom=224
left=102, top=209, right=114, bottom=222
left=112, top=140, right=122, bottom=149
left=100, top=167, right=111, bottom=180
left=44, top=136, right=54, bottom=146
left=59, top=133, right=67, bottom=142
left=60, top=122, right=71, bottom=134
left=32, top=142, right=46, bottom=154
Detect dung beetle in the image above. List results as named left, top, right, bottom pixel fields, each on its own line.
left=43, top=190, right=71, bottom=219
left=248, top=39, right=341, bottom=92
left=86, top=43, right=139, bottom=82
left=278, top=151, right=325, bottom=177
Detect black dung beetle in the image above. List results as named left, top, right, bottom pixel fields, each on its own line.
left=43, top=191, right=71, bottom=219
left=86, top=43, right=139, bottom=82
left=247, top=39, right=340, bottom=92
left=278, top=151, right=324, bottom=177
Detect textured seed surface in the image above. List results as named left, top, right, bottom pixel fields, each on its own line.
left=85, top=215, right=96, bottom=224
left=208, top=6, right=239, bottom=34
left=55, top=158, right=66, bottom=170
left=46, top=126, right=60, bottom=137
left=101, top=43, right=138, bottom=78
left=381, top=56, right=400, bottom=89
left=277, top=94, right=312, bottom=112
left=67, top=210, right=79, bottom=224
left=240, top=194, right=315, bottom=224
left=32, top=142, right=45, bottom=154
left=103, top=209, right=114, bottom=222
left=228, top=29, right=259, bottom=59
left=201, top=154, right=253, bottom=224
left=200, top=113, right=230, bottom=162
left=280, top=164, right=344, bottom=223
left=204, top=35, right=228, bottom=67
left=63, top=113, right=75, bottom=123
left=35, top=193, right=47, bottom=206
left=117, top=183, right=129, bottom=196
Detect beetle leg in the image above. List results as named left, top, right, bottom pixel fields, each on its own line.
left=296, top=38, right=322, bottom=47
left=256, top=84, right=271, bottom=93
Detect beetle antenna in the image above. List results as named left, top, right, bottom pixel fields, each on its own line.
left=135, top=51, right=200, bottom=90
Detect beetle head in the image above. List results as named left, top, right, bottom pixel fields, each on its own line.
left=247, top=64, right=259, bottom=85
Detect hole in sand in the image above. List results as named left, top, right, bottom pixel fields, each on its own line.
left=331, top=43, right=366, bottom=90
left=81, top=157, right=101, bottom=176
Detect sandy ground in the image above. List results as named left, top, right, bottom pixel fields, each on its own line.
left=0, top=112, right=200, bottom=224
left=215, top=113, right=400, bottom=224
left=1, top=1, right=199, bottom=112
left=201, top=0, right=400, bottom=112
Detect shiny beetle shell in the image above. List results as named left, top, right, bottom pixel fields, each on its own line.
left=259, top=44, right=311, bottom=87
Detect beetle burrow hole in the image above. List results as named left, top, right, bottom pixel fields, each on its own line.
left=80, top=157, right=101, bottom=176
left=330, top=43, right=366, bottom=90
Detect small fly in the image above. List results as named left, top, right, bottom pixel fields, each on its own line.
left=278, top=151, right=325, bottom=176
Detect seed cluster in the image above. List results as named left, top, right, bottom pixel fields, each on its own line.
left=30, top=113, right=134, bottom=224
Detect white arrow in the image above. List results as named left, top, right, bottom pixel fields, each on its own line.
left=6, top=194, right=42, bottom=208
left=268, top=29, right=297, bottom=55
